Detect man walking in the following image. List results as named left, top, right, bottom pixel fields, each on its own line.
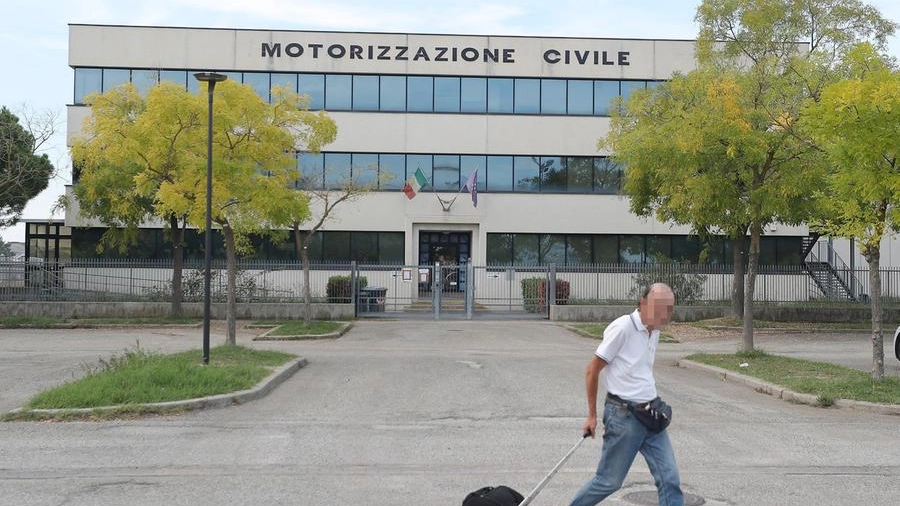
left=568, top=282, right=683, bottom=506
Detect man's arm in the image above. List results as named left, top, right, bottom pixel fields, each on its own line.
left=583, top=355, right=608, bottom=438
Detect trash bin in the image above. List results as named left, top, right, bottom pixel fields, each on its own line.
left=368, top=287, right=387, bottom=313
left=357, top=287, right=374, bottom=312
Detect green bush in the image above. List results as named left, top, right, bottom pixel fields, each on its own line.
left=630, top=262, right=706, bottom=304
left=327, top=275, right=367, bottom=303
left=521, top=277, right=570, bottom=313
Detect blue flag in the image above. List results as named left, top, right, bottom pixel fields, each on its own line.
left=465, top=168, right=478, bottom=208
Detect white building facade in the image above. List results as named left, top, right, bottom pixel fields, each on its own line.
left=61, top=24, right=821, bottom=270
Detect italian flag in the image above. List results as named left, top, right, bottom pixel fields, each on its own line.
left=403, top=168, right=428, bottom=199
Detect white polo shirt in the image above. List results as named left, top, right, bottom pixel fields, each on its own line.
left=595, top=309, right=659, bottom=403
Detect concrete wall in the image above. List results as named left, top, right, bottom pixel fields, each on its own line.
left=550, top=305, right=727, bottom=322
left=0, top=302, right=354, bottom=320
left=550, top=304, right=900, bottom=324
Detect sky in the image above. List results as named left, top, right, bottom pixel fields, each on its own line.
left=1, top=0, right=899, bottom=244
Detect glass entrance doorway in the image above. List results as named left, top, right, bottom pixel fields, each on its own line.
left=418, top=231, right=471, bottom=292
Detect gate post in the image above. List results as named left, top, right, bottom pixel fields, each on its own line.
left=465, top=261, right=474, bottom=320
left=351, top=261, right=359, bottom=318
left=548, top=264, right=557, bottom=318
left=432, top=262, right=441, bottom=320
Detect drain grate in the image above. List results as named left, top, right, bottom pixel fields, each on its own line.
left=622, top=491, right=705, bottom=506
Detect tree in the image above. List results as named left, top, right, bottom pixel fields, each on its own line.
left=693, top=0, right=897, bottom=351
left=0, top=237, right=13, bottom=258
left=603, top=69, right=759, bottom=320
left=72, top=82, right=204, bottom=317
left=0, top=106, right=56, bottom=227
left=801, top=43, right=900, bottom=380
left=286, top=162, right=380, bottom=325
left=161, top=80, right=336, bottom=344
left=604, top=0, right=897, bottom=351
left=73, top=81, right=336, bottom=343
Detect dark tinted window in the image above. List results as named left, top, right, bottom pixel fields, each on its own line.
left=325, top=75, right=352, bottom=110
left=299, top=74, right=325, bottom=109
left=380, top=76, right=406, bottom=111
left=540, top=79, right=566, bottom=114
left=460, top=77, right=487, bottom=112
left=407, top=76, right=433, bottom=112
left=352, top=75, right=379, bottom=110
left=434, top=77, right=460, bottom=112
left=514, top=78, right=540, bottom=114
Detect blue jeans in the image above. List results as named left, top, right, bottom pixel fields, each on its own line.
left=569, top=400, right=683, bottom=506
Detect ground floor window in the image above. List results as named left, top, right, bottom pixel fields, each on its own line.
left=486, top=233, right=802, bottom=266
left=69, top=227, right=404, bottom=264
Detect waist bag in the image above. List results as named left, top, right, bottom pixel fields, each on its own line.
left=462, top=485, right=524, bottom=506
left=631, top=396, right=672, bottom=433
left=608, top=393, right=672, bottom=433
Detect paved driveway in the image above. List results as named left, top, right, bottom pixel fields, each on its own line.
left=0, top=321, right=897, bottom=506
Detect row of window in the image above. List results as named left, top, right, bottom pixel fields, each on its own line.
left=73, top=67, right=660, bottom=116
left=71, top=228, right=404, bottom=263
left=68, top=227, right=803, bottom=267
left=296, top=152, right=622, bottom=194
left=486, top=233, right=803, bottom=266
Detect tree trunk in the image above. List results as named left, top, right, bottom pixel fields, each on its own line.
left=293, top=225, right=314, bottom=325
left=224, top=224, right=237, bottom=346
left=864, top=248, right=885, bottom=381
left=302, top=239, right=312, bottom=325
left=742, top=222, right=761, bottom=351
left=731, top=235, right=745, bottom=319
left=168, top=215, right=184, bottom=317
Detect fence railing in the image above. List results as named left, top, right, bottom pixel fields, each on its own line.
left=2, top=259, right=900, bottom=305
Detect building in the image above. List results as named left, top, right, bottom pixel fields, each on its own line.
left=57, top=23, right=818, bottom=271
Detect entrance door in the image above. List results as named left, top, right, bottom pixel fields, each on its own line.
left=418, top=231, right=471, bottom=293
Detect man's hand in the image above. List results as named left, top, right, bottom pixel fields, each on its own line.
left=582, top=415, right=598, bottom=438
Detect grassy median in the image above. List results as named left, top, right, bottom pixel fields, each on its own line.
left=686, top=349, right=900, bottom=405
left=3, top=344, right=295, bottom=420
left=569, top=323, right=678, bottom=343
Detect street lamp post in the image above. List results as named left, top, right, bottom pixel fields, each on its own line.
left=193, top=72, right=227, bottom=365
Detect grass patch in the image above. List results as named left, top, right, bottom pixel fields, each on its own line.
left=0, top=316, right=200, bottom=327
left=268, top=321, right=345, bottom=337
left=685, top=350, right=900, bottom=404
left=570, top=323, right=678, bottom=343
left=20, top=344, right=295, bottom=410
left=70, top=316, right=201, bottom=325
left=0, top=316, right=67, bottom=327
left=692, top=317, right=871, bottom=330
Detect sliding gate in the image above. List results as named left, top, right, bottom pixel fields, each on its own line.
left=351, top=263, right=554, bottom=320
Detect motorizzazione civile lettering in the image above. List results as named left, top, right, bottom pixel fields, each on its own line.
left=260, top=42, right=631, bottom=66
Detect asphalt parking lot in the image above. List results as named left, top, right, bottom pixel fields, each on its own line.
left=0, top=320, right=897, bottom=506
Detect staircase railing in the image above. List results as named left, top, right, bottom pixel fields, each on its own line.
left=803, top=239, right=865, bottom=301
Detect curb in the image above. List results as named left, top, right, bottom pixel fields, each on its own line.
left=8, top=356, right=308, bottom=418
left=253, top=321, right=353, bottom=341
left=702, top=326, right=871, bottom=334
left=676, top=359, right=900, bottom=415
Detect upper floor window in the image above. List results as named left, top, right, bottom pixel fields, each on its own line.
left=72, top=66, right=664, bottom=117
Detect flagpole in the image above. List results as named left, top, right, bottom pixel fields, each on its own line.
left=431, top=166, right=479, bottom=211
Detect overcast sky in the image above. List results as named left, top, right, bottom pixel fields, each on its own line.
left=2, top=0, right=898, bottom=243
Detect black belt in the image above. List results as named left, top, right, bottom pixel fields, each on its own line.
left=606, top=392, right=638, bottom=407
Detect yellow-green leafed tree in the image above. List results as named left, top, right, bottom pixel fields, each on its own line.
left=606, top=0, right=897, bottom=351
left=73, top=81, right=336, bottom=343
left=72, top=82, right=204, bottom=317
left=802, top=44, right=900, bottom=380
left=161, top=80, right=336, bottom=343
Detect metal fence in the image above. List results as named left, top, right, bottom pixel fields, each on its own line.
left=2, top=259, right=900, bottom=307
left=0, top=259, right=351, bottom=303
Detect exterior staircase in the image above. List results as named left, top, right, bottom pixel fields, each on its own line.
left=800, top=234, right=863, bottom=301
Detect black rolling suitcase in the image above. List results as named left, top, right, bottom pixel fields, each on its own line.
left=462, top=485, right=525, bottom=506
left=462, top=433, right=589, bottom=506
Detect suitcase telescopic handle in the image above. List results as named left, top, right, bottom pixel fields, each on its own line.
left=517, top=432, right=591, bottom=506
